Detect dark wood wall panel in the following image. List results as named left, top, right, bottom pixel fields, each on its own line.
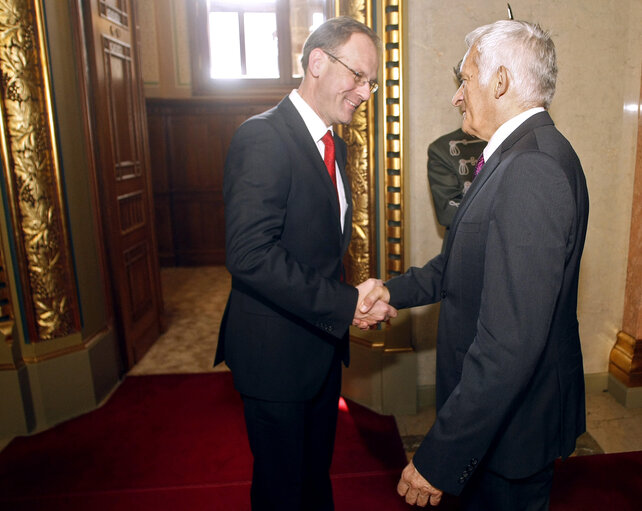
left=146, top=98, right=275, bottom=266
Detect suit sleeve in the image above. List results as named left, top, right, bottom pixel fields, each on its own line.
left=413, top=151, right=576, bottom=495
left=428, top=143, right=465, bottom=228
left=223, top=118, right=357, bottom=338
left=385, top=253, right=445, bottom=309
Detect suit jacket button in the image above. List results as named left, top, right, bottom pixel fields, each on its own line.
left=440, top=290, right=447, bottom=299
left=458, top=476, right=465, bottom=484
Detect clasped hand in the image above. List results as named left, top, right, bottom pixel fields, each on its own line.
left=353, top=278, right=397, bottom=329
left=397, top=461, right=443, bottom=507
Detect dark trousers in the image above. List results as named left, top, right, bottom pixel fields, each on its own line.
left=242, top=356, right=342, bottom=511
left=460, top=463, right=555, bottom=511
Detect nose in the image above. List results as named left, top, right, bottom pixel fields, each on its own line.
left=356, top=80, right=372, bottom=101
left=452, top=84, right=463, bottom=107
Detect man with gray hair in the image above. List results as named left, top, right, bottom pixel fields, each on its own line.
left=358, top=19, right=589, bottom=509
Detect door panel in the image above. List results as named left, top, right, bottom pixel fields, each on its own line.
left=77, top=0, right=162, bottom=367
left=145, top=98, right=274, bottom=266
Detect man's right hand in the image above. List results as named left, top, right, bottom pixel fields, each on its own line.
left=353, top=278, right=395, bottom=329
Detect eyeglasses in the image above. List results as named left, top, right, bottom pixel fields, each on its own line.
left=321, top=50, right=379, bottom=94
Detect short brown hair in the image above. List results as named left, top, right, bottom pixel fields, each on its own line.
left=300, top=16, right=380, bottom=73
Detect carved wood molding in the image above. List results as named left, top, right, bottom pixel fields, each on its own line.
left=609, top=331, right=642, bottom=387
left=0, top=0, right=81, bottom=341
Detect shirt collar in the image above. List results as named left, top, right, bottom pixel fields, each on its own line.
left=483, top=107, right=545, bottom=162
left=289, top=89, right=333, bottom=143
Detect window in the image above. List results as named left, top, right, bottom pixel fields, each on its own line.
left=189, top=0, right=330, bottom=95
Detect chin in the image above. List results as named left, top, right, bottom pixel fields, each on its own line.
left=462, top=122, right=477, bottom=139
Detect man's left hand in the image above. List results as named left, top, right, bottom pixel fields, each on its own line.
left=397, top=461, right=443, bottom=507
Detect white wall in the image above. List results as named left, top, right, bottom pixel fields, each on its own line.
left=405, top=0, right=642, bottom=386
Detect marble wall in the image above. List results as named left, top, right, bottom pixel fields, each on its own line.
left=406, top=0, right=642, bottom=385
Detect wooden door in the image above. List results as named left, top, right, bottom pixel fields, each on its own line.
left=75, top=0, right=162, bottom=367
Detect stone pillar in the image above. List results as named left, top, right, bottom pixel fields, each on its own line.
left=609, top=70, right=642, bottom=407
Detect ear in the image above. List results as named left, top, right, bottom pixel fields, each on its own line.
left=494, top=66, right=509, bottom=98
left=307, top=48, right=326, bottom=78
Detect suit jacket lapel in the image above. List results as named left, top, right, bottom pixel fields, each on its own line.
left=277, top=97, right=344, bottom=230
left=444, top=111, right=554, bottom=258
left=334, top=134, right=353, bottom=251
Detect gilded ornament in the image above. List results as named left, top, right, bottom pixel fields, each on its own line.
left=0, top=0, right=80, bottom=341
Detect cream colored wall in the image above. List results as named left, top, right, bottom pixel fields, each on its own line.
left=406, top=0, right=642, bottom=386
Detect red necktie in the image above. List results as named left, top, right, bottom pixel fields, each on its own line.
left=322, top=130, right=337, bottom=193
left=474, top=153, right=485, bottom=177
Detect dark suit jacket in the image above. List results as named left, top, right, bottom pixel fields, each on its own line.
left=215, top=96, right=358, bottom=402
left=386, top=111, right=589, bottom=495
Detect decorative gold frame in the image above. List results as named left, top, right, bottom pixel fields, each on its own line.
left=335, top=0, right=404, bottom=283
left=0, top=0, right=81, bottom=342
left=381, top=0, right=404, bottom=279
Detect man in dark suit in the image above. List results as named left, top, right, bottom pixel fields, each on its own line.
left=215, top=16, right=393, bottom=511
left=359, top=20, right=589, bottom=510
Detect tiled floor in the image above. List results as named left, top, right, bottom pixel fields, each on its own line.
left=584, top=389, right=642, bottom=453
left=394, top=389, right=642, bottom=460
left=135, top=266, right=642, bottom=459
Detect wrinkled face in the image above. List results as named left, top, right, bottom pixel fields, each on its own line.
left=452, top=46, right=496, bottom=141
left=314, top=33, right=379, bottom=126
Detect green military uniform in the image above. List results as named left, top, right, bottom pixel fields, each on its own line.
left=427, top=127, right=484, bottom=248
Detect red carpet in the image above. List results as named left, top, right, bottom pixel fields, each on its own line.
left=550, top=450, right=642, bottom=511
left=0, top=372, right=412, bottom=510
left=3, top=373, right=641, bottom=510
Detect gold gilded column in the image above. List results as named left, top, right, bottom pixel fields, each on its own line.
left=381, top=0, right=404, bottom=279
left=334, top=0, right=377, bottom=285
left=334, top=0, right=405, bottom=283
left=333, top=1, right=415, bottom=415
left=0, top=0, right=81, bottom=342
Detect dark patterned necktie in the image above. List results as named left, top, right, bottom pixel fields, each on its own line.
left=322, top=130, right=338, bottom=194
left=474, top=153, right=485, bottom=178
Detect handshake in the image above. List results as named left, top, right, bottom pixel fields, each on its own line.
left=352, top=278, right=397, bottom=330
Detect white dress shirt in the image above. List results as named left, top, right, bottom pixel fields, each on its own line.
left=289, top=90, right=348, bottom=232
left=483, top=107, right=546, bottom=163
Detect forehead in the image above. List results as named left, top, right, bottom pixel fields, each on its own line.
left=335, top=33, right=378, bottom=79
left=460, top=47, right=479, bottom=77
left=337, top=33, right=377, bottom=61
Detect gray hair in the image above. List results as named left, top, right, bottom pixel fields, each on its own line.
left=463, top=20, right=557, bottom=109
left=301, top=16, right=380, bottom=72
